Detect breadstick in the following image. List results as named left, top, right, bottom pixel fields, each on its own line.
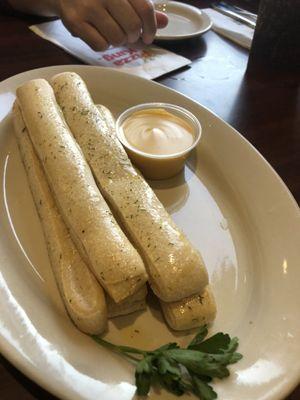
left=52, top=72, right=208, bottom=302
left=107, top=285, right=147, bottom=318
left=13, top=101, right=107, bottom=334
left=16, top=79, right=147, bottom=303
left=160, top=286, right=217, bottom=331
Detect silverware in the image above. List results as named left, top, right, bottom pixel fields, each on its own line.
left=218, top=1, right=257, bottom=21
left=212, top=4, right=256, bottom=29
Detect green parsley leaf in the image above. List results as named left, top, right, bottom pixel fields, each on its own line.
left=192, top=375, right=218, bottom=400
left=189, top=334, right=242, bottom=364
left=164, top=349, right=230, bottom=379
left=135, top=356, right=153, bottom=396
left=157, top=356, right=181, bottom=377
left=226, top=337, right=239, bottom=353
left=93, top=326, right=243, bottom=400
left=155, top=342, right=180, bottom=352
left=156, top=372, right=186, bottom=396
left=188, top=325, right=209, bottom=348
left=189, top=332, right=231, bottom=353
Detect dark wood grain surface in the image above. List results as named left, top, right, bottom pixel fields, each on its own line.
left=0, top=1, right=299, bottom=399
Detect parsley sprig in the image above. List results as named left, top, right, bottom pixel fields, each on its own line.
left=93, top=325, right=242, bottom=400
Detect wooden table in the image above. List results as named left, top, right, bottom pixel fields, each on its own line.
left=0, top=1, right=299, bottom=399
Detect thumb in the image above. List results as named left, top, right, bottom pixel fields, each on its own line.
left=155, top=11, right=168, bottom=29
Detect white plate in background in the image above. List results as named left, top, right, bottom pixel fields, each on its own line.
left=155, top=1, right=212, bottom=40
left=0, top=65, right=300, bottom=400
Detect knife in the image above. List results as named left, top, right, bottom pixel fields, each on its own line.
left=218, top=1, right=257, bottom=21
left=212, top=5, right=256, bottom=29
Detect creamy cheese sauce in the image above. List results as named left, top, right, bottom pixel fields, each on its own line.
left=120, top=108, right=194, bottom=155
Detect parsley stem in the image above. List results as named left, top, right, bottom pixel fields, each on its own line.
left=92, top=336, right=147, bottom=360
left=92, top=327, right=242, bottom=400
left=122, top=353, right=141, bottom=363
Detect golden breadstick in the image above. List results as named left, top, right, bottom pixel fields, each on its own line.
left=13, top=101, right=107, bottom=334
left=160, top=286, right=217, bottom=331
left=107, top=285, right=147, bottom=318
left=16, top=79, right=147, bottom=303
left=51, top=72, right=209, bottom=303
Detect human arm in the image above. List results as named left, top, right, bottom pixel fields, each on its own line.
left=7, top=0, right=168, bottom=49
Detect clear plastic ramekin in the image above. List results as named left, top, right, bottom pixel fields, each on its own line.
left=116, top=102, right=201, bottom=180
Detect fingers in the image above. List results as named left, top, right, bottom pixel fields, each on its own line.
left=89, top=8, right=126, bottom=47
left=63, top=16, right=109, bottom=51
left=129, top=0, right=156, bottom=44
left=60, top=0, right=168, bottom=50
left=107, top=0, right=142, bottom=44
left=156, top=10, right=169, bottom=29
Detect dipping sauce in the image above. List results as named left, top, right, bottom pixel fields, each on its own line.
left=116, top=103, right=201, bottom=180
left=120, top=108, right=195, bottom=156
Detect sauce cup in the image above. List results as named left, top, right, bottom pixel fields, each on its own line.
left=116, top=103, right=201, bottom=180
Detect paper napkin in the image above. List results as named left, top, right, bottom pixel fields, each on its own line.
left=29, top=20, right=191, bottom=79
left=204, top=8, right=254, bottom=49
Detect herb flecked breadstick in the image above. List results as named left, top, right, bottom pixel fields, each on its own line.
left=13, top=101, right=107, bottom=334
left=51, top=72, right=209, bottom=303
left=107, top=285, right=147, bottom=318
left=16, top=79, right=147, bottom=303
left=160, top=286, right=217, bottom=331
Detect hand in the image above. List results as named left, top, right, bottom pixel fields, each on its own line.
left=58, top=0, right=168, bottom=51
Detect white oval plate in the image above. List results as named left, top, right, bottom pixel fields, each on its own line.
left=0, top=65, right=300, bottom=400
left=155, top=1, right=212, bottom=40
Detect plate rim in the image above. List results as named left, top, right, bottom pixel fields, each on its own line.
left=155, top=1, right=212, bottom=41
left=0, top=64, right=300, bottom=400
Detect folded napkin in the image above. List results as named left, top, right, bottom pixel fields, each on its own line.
left=203, top=8, right=254, bottom=49
left=29, top=20, right=191, bottom=79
